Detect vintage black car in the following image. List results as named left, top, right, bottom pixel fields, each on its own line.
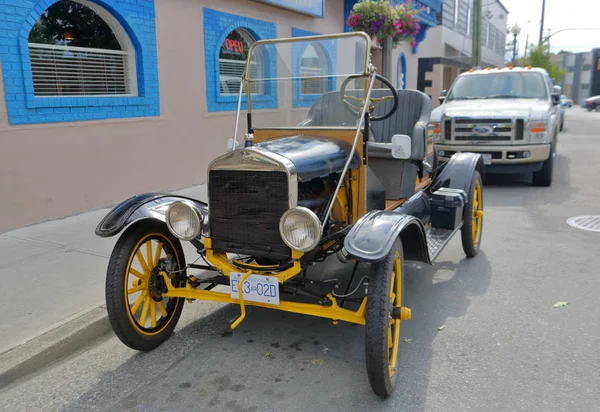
left=96, top=32, right=485, bottom=398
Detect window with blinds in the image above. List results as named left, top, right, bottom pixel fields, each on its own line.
left=29, top=43, right=131, bottom=96
left=219, top=29, right=264, bottom=96
left=27, top=0, right=135, bottom=98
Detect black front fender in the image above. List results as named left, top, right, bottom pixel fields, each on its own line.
left=95, top=192, right=208, bottom=238
left=344, top=210, right=431, bottom=264
left=432, top=152, right=484, bottom=194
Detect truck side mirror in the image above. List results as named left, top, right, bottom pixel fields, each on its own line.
left=552, top=85, right=561, bottom=105
left=439, top=90, right=447, bottom=105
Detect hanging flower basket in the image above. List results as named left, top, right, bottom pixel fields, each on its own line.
left=346, top=0, right=423, bottom=49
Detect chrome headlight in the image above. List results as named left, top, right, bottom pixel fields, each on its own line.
left=165, top=201, right=204, bottom=241
left=279, top=207, right=321, bottom=253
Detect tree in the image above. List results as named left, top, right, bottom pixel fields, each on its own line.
left=519, top=44, right=565, bottom=82
left=28, top=0, right=120, bottom=50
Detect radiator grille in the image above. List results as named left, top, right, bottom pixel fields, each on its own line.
left=209, top=170, right=290, bottom=259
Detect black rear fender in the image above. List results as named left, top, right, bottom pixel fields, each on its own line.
left=343, top=210, right=431, bottom=264
left=95, top=192, right=208, bottom=238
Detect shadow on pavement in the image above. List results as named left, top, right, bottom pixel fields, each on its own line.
left=63, top=251, right=492, bottom=412
left=481, top=154, right=573, bottom=207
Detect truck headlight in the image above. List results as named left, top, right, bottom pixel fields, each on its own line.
left=529, top=122, right=549, bottom=143
left=165, top=201, right=204, bottom=241
left=279, top=207, right=321, bottom=252
left=429, top=122, right=442, bottom=143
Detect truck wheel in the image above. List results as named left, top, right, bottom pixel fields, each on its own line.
left=532, top=145, right=554, bottom=187
left=365, top=239, right=408, bottom=399
left=105, top=220, right=186, bottom=351
left=461, top=171, right=483, bottom=258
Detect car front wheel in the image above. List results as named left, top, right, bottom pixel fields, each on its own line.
left=532, top=144, right=554, bottom=187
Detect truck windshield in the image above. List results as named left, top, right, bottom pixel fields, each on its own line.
left=446, top=72, right=548, bottom=101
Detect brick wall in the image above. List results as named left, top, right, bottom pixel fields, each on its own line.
left=0, top=0, right=160, bottom=124
left=202, top=7, right=277, bottom=112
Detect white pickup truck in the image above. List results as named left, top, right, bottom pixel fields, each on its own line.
left=429, top=66, right=562, bottom=186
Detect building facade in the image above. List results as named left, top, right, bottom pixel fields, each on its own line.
left=415, top=0, right=509, bottom=107
left=552, top=49, right=600, bottom=104
left=0, top=0, right=441, bottom=231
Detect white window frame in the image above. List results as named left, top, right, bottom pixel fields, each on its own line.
left=28, top=0, right=137, bottom=98
left=454, top=0, right=460, bottom=27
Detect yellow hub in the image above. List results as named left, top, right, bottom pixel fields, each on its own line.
left=124, top=234, right=180, bottom=336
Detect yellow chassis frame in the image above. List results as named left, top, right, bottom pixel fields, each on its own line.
left=161, top=237, right=367, bottom=329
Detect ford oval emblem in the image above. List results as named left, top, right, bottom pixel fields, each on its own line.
left=473, top=125, right=493, bottom=135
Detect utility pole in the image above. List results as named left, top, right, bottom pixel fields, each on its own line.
left=539, top=0, right=546, bottom=45
left=524, top=33, right=529, bottom=59
left=472, top=0, right=482, bottom=67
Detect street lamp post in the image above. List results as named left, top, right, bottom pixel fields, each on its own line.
left=511, top=23, right=521, bottom=65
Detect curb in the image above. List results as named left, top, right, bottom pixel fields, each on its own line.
left=0, top=305, right=112, bottom=391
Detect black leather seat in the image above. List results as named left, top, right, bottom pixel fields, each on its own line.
left=301, top=88, right=432, bottom=199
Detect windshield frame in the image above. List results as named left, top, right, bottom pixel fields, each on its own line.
left=445, top=71, right=550, bottom=102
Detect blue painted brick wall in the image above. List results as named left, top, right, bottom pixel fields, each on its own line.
left=291, top=28, right=337, bottom=108
left=0, top=0, right=160, bottom=125
left=203, top=8, right=277, bottom=112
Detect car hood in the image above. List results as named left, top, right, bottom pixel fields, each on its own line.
left=431, top=98, right=549, bottom=121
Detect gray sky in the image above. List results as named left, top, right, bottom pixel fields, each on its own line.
left=498, top=0, right=600, bottom=54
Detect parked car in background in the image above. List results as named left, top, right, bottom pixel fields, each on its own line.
left=583, top=95, right=600, bottom=111
left=559, top=102, right=565, bottom=131
left=431, top=66, right=561, bottom=186
left=560, top=95, right=572, bottom=107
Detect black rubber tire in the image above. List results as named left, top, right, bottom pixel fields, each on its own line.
left=461, top=171, right=483, bottom=258
left=365, top=238, right=404, bottom=399
left=105, top=220, right=186, bottom=351
left=532, top=144, right=554, bottom=187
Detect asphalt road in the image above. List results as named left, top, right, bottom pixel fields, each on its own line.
left=2, top=108, right=599, bottom=412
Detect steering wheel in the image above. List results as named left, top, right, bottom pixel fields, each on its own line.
left=340, top=74, right=399, bottom=122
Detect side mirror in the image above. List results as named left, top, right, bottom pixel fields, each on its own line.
left=391, top=134, right=412, bottom=159
left=439, top=90, right=447, bottom=105
left=552, top=85, right=561, bottom=105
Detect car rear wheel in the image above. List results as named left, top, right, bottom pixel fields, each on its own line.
left=461, top=171, right=483, bottom=258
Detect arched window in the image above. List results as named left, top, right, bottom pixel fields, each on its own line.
left=28, top=0, right=137, bottom=97
left=219, top=29, right=263, bottom=96
left=300, top=44, right=328, bottom=95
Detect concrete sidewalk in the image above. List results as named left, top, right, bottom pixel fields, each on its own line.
left=0, top=184, right=207, bottom=356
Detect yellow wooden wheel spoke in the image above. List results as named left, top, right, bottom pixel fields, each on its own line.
left=146, top=241, right=153, bottom=270
left=130, top=291, right=147, bottom=315
left=136, top=250, right=149, bottom=273
left=153, top=241, right=163, bottom=268
left=157, top=301, right=168, bottom=318
left=129, top=267, right=146, bottom=280
left=127, top=283, right=145, bottom=295
left=140, top=296, right=151, bottom=328
left=388, top=326, right=393, bottom=349
left=150, top=300, right=157, bottom=328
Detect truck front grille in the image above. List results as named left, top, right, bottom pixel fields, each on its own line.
left=444, top=118, right=524, bottom=143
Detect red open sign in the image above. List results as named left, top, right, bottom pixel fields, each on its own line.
left=224, top=38, right=244, bottom=54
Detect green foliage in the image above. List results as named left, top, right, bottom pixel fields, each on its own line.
left=346, top=0, right=423, bottom=48
left=520, top=44, right=566, bottom=83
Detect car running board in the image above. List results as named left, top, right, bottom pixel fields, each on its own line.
left=425, top=223, right=463, bottom=262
